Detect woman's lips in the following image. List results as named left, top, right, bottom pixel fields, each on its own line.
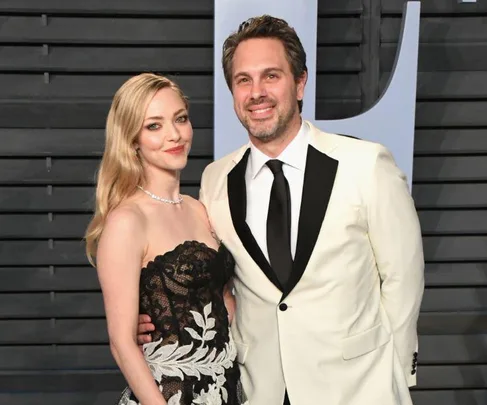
left=164, top=145, right=185, bottom=154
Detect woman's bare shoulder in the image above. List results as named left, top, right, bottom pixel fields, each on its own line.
left=106, top=200, right=146, bottom=229
left=182, top=194, right=208, bottom=217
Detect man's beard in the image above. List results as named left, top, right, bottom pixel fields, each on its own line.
left=240, top=100, right=297, bottom=143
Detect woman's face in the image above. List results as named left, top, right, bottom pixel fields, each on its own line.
left=135, top=87, right=193, bottom=174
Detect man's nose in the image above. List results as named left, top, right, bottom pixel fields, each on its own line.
left=250, top=80, right=267, bottom=100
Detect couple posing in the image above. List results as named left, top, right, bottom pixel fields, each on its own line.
left=85, top=15, right=424, bottom=405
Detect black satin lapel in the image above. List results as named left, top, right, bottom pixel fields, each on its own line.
left=282, top=145, right=338, bottom=299
left=227, top=149, right=282, bottom=291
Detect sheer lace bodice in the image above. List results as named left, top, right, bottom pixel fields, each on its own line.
left=140, top=241, right=234, bottom=348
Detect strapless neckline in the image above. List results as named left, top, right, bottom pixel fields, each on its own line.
left=141, top=240, right=221, bottom=271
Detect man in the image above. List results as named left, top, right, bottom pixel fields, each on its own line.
left=138, top=15, right=424, bottom=405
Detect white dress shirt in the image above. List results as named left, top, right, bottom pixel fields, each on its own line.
left=245, top=121, right=310, bottom=261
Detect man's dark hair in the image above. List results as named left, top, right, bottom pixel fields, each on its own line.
left=222, top=15, right=307, bottom=112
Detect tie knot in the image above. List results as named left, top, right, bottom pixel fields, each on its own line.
left=266, top=159, right=283, bottom=175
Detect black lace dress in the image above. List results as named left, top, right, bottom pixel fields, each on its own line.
left=118, top=241, right=246, bottom=405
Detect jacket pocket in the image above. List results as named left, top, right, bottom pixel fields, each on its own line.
left=342, top=323, right=391, bottom=360
left=234, top=340, right=249, bottom=365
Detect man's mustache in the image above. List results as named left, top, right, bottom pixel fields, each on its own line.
left=245, top=98, right=276, bottom=109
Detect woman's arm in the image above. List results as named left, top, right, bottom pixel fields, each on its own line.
left=96, top=206, right=166, bottom=405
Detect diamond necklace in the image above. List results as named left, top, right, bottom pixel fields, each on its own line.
left=137, top=185, right=183, bottom=204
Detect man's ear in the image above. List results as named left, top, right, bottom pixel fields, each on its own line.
left=297, top=71, right=308, bottom=101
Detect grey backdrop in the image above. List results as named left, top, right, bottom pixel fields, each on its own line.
left=0, top=1, right=486, bottom=404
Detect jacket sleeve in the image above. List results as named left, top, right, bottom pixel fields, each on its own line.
left=366, top=144, right=425, bottom=387
left=199, top=166, right=209, bottom=208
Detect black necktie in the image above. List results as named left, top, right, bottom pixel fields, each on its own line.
left=266, top=159, right=293, bottom=286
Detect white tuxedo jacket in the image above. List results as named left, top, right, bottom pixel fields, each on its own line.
left=200, top=122, right=424, bottom=405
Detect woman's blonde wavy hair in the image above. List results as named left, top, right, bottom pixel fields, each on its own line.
left=84, top=73, right=188, bottom=265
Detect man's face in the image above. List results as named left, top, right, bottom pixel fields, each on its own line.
left=231, top=38, right=306, bottom=142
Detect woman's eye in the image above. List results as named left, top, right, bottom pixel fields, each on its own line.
left=176, top=115, right=188, bottom=123
left=147, top=123, right=160, bottom=130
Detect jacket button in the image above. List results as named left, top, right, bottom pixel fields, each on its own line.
left=279, top=303, right=288, bottom=311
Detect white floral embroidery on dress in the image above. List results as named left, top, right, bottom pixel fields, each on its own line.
left=119, top=302, right=237, bottom=405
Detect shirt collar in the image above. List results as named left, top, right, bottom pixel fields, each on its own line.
left=248, top=120, right=309, bottom=179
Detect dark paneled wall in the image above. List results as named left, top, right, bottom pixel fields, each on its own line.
left=0, top=0, right=485, bottom=404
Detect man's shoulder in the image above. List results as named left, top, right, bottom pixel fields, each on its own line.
left=205, top=145, right=248, bottom=172
left=333, top=136, right=387, bottom=172
left=202, top=144, right=249, bottom=180
left=335, top=133, right=383, bottom=155
left=325, top=130, right=379, bottom=150
left=310, top=125, right=384, bottom=162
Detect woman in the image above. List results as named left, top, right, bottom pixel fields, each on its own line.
left=85, top=73, right=245, bottom=405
